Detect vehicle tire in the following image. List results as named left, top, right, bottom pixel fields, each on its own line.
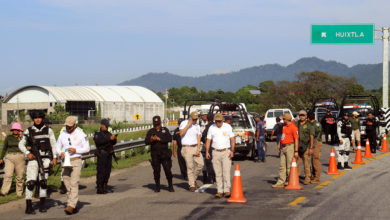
left=248, top=142, right=257, bottom=160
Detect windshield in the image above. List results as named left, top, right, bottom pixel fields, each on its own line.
left=267, top=110, right=284, bottom=118
left=343, top=108, right=372, bottom=118
left=224, top=115, right=248, bottom=128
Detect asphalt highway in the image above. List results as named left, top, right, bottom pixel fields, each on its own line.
left=0, top=140, right=389, bottom=220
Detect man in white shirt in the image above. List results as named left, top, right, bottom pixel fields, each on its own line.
left=205, top=113, right=235, bottom=198
left=56, top=116, right=90, bottom=215
left=180, top=111, right=204, bottom=192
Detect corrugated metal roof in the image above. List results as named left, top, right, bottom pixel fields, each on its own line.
left=5, top=85, right=163, bottom=103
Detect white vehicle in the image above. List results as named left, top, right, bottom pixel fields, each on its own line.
left=264, top=108, right=294, bottom=139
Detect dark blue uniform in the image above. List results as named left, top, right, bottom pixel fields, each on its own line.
left=173, top=127, right=187, bottom=179
left=145, top=126, right=173, bottom=192
left=93, top=130, right=117, bottom=193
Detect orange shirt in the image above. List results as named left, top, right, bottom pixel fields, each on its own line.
left=281, top=123, right=299, bottom=145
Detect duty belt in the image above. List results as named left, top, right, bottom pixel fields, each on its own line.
left=183, top=144, right=197, bottom=147
left=213, top=148, right=229, bottom=152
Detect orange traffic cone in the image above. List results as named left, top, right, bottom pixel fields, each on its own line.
left=285, top=157, right=303, bottom=190
left=352, top=143, right=365, bottom=165
left=227, top=165, right=247, bottom=203
left=381, top=134, right=389, bottom=152
left=364, top=139, right=374, bottom=159
left=327, top=148, right=340, bottom=175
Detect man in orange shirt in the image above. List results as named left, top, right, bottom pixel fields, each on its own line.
left=272, top=113, right=299, bottom=188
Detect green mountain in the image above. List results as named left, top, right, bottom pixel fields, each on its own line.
left=119, top=57, right=386, bottom=92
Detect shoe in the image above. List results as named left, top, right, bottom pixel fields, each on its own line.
left=194, top=181, right=200, bottom=189
left=303, top=179, right=311, bottom=185
left=25, top=200, right=36, bottom=215
left=215, top=193, right=223, bottom=198
left=272, top=183, right=284, bottom=188
left=344, top=162, right=352, bottom=170
left=223, top=192, right=231, bottom=198
left=60, top=181, right=67, bottom=194
left=64, top=206, right=77, bottom=215
left=311, top=179, right=320, bottom=184
left=337, top=162, right=343, bottom=170
left=103, top=184, right=112, bottom=193
left=189, top=187, right=196, bottom=192
left=154, top=184, right=160, bottom=193
left=96, top=185, right=104, bottom=194
left=168, top=179, right=174, bottom=192
left=254, top=160, right=260, bottom=163
left=39, top=198, right=47, bottom=213
left=284, top=182, right=289, bottom=186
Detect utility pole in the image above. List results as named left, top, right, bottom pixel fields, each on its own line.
left=376, top=27, right=390, bottom=108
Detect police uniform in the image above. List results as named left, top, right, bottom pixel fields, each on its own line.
left=145, top=116, right=174, bottom=192
left=309, top=119, right=322, bottom=182
left=364, top=117, right=378, bottom=153
left=201, top=119, right=216, bottom=184
left=295, top=120, right=315, bottom=184
left=322, top=112, right=336, bottom=144
left=19, top=112, right=57, bottom=214
left=173, top=126, right=187, bottom=180
left=93, top=120, right=117, bottom=194
left=337, top=116, right=353, bottom=169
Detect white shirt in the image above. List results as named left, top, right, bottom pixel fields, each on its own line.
left=179, top=120, right=201, bottom=145
left=56, top=128, right=90, bottom=158
left=207, top=123, right=234, bottom=149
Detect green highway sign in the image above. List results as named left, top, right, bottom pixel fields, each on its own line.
left=311, top=24, right=375, bottom=44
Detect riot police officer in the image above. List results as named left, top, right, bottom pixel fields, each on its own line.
left=19, top=111, right=57, bottom=214
left=337, top=113, right=352, bottom=170
left=364, top=112, right=378, bottom=153
left=93, top=119, right=117, bottom=194
left=145, top=116, right=174, bottom=192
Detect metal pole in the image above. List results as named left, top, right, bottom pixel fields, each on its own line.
left=383, top=27, right=389, bottom=108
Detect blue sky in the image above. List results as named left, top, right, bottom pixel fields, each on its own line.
left=0, top=0, right=389, bottom=95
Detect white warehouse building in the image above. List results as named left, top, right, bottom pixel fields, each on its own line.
left=1, top=85, right=164, bottom=125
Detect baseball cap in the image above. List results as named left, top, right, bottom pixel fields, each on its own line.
left=100, top=119, right=110, bottom=128
left=190, top=112, right=199, bottom=120
left=282, top=113, right=292, bottom=121
left=200, top=109, right=208, bottom=115
left=255, top=114, right=261, bottom=119
left=352, top=111, right=359, bottom=116
left=214, top=113, right=223, bottom=121
left=64, top=116, right=77, bottom=126
left=299, top=110, right=307, bottom=115
left=152, top=115, right=161, bottom=126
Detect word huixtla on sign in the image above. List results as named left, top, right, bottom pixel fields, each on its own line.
left=311, top=24, right=375, bottom=44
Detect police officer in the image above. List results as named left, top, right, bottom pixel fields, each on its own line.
left=145, top=116, right=174, bottom=192
left=94, top=119, right=117, bottom=194
left=364, top=112, right=378, bottom=153
left=322, top=110, right=336, bottom=145
left=173, top=118, right=187, bottom=180
left=308, top=113, right=322, bottom=183
left=337, top=113, right=353, bottom=170
left=295, top=110, right=315, bottom=185
left=19, top=111, right=57, bottom=214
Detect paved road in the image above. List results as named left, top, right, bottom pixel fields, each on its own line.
left=0, top=141, right=389, bottom=219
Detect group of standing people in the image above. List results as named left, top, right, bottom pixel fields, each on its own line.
left=272, top=110, right=322, bottom=187
left=145, top=111, right=235, bottom=198
left=0, top=112, right=120, bottom=216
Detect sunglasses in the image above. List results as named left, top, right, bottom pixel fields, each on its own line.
left=215, top=120, right=223, bottom=123
left=299, top=114, right=306, bottom=116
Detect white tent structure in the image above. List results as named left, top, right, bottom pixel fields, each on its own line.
left=2, top=85, right=164, bottom=125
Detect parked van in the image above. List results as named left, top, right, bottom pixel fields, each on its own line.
left=264, top=108, right=294, bottom=139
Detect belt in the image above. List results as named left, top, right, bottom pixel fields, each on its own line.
left=213, top=148, right=229, bottom=152
left=183, top=144, right=197, bottom=147
left=70, top=157, right=81, bottom=161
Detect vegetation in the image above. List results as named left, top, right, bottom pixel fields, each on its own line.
left=46, top=104, right=70, bottom=124
left=157, top=71, right=367, bottom=114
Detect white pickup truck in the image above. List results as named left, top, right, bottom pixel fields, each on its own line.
left=263, top=108, right=294, bottom=139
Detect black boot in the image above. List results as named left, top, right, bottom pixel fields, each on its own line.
left=96, top=185, right=104, bottom=194
left=337, top=162, right=343, bottom=170
left=344, top=162, right=352, bottom=170
left=25, top=200, right=36, bottom=215
left=168, top=179, right=174, bottom=192
left=39, top=198, right=47, bottom=213
left=154, top=180, right=160, bottom=193
left=103, top=184, right=112, bottom=193
left=60, top=181, right=67, bottom=194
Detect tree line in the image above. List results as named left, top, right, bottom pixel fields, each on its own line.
left=156, top=71, right=377, bottom=114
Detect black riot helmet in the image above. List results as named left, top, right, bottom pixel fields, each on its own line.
left=30, top=111, right=45, bottom=119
